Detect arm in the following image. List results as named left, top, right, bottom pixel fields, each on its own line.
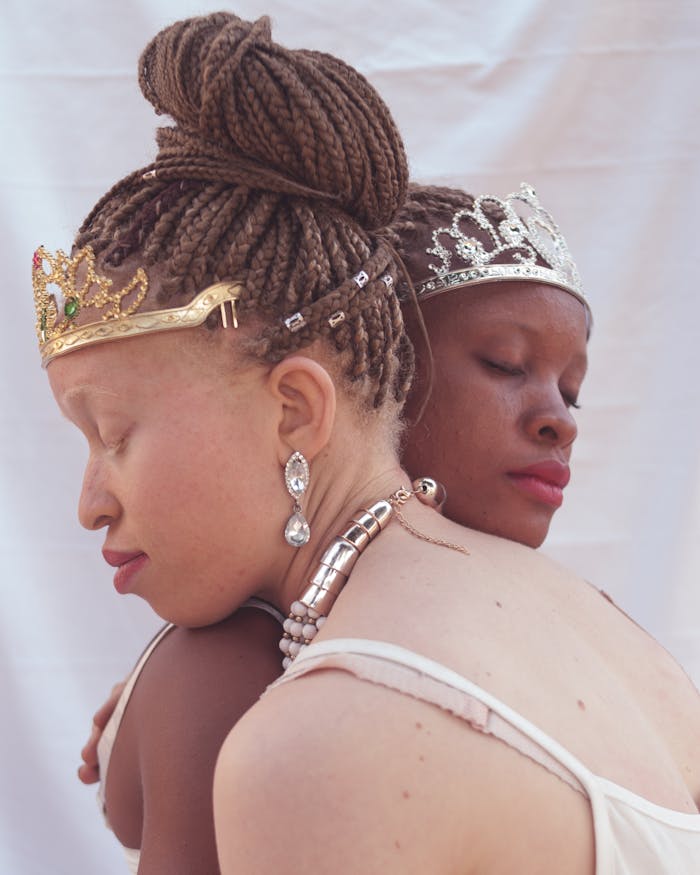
left=107, top=608, right=283, bottom=875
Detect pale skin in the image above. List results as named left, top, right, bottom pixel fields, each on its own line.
left=77, top=282, right=584, bottom=776
left=208, top=290, right=700, bottom=874
left=53, top=286, right=700, bottom=873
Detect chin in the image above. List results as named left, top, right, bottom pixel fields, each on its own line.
left=445, top=501, right=551, bottom=550
left=507, top=516, right=551, bottom=549
left=146, top=600, right=228, bottom=629
left=492, top=525, right=546, bottom=549
left=495, top=514, right=551, bottom=549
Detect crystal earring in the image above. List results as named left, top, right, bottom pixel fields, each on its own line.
left=283, top=451, right=311, bottom=547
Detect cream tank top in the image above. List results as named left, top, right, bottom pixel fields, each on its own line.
left=96, top=598, right=284, bottom=875
left=271, top=638, right=700, bottom=875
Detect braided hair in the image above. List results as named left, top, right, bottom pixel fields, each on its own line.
left=75, top=12, right=413, bottom=408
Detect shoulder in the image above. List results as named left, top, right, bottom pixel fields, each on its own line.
left=131, top=606, right=283, bottom=774
left=117, top=607, right=283, bottom=873
left=214, top=665, right=590, bottom=875
left=214, top=668, right=455, bottom=873
left=134, top=606, right=283, bottom=714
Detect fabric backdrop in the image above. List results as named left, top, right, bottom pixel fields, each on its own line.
left=2, top=1, right=699, bottom=871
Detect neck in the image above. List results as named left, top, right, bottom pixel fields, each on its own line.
left=255, top=453, right=407, bottom=614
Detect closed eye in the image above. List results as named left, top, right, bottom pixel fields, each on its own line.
left=482, top=358, right=524, bottom=377
left=101, top=427, right=132, bottom=454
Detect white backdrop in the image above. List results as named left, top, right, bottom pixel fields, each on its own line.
left=2, top=1, right=699, bottom=871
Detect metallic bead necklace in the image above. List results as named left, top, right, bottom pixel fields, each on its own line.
left=279, top=478, right=468, bottom=668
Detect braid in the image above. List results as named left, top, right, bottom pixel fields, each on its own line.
left=74, top=12, right=413, bottom=408
left=387, top=184, right=477, bottom=257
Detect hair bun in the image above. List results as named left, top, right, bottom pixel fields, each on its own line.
left=138, top=11, right=407, bottom=229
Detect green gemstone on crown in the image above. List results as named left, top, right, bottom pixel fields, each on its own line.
left=64, top=297, right=79, bottom=319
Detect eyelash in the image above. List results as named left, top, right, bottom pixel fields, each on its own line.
left=100, top=430, right=129, bottom=453
left=483, top=359, right=582, bottom=409
left=483, top=359, right=523, bottom=377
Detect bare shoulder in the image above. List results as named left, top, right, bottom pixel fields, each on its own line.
left=214, top=668, right=594, bottom=875
left=215, top=669, right=470, bottom=874
left=134, top=607, right=283, bottom=715
left=115, top=607, right=283, bottom=874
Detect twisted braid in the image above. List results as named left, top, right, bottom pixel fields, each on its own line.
left=386, top=183, right=478, bottom=296
left=74, top=12, right=412, bottom=407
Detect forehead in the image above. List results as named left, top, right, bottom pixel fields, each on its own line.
left=421, top=281, right=589, bottom=346
left=47, top=330, right=211, bottom=411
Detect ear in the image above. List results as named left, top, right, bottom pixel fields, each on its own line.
left=266, top=356, right=337, bottom=465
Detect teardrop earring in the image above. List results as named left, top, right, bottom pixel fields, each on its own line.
left=283, top=451, right=311, bottom=547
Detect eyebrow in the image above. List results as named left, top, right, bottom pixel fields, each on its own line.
left=60, top=384, right=120, bottom=410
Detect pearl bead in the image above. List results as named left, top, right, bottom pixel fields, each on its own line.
left=282, top=656, right=291, bottom=670
left=283, top=618, right=294, bottom=634
left=315, top=616, right=326, bottom=629
left=302, top=623, right=317, bottom=639
left=290, top=621, right=304, bottom=638
left=290, top=600, right=306, bottom=616
left=289, top=640, right=301, bottom=657
left=279, top=637, right=291, bottom=654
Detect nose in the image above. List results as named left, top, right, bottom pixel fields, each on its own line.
left=524, top=391, right=578, bottom=449
left=77, top=457, right=121, bottom=531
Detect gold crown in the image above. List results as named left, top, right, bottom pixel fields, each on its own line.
left=32, top=245, right=242, bottom=366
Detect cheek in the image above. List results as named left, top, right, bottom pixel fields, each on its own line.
left=415, top=375, right=520, bottom=477
left=136, top=411, right=282, bottom=541
left=444, top=368, right=520, bottom=433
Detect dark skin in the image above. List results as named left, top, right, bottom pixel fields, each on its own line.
left=80, top=281, right=588, bottom=873
left=402, top=281, right=588, bottom=548
left=102, top=608, right=282, bottom=873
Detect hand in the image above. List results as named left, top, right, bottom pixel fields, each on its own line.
left=78, top=681, right=126, bottom=785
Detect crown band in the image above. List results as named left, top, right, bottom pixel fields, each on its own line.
left=33, top=245, right=242, bottom=367
left=40, top=282, right=243, bottom=366
left=417, top=263, right=584, bottom=304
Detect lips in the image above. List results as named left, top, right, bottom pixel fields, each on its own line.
left=508, top=461, right=570, bottom=489
left=102, top=549, right=144, bottom=568
left=102, top=549, right=148, bottom=594
left=506, top=460, right=570, bottom=508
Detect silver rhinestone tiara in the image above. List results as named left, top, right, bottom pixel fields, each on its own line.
left=418, top=183, right=587, bottom=310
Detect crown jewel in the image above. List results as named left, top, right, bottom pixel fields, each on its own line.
left=33, top=246, right=149, bottom=346
left=418, top=183, right=586, bottom=307
left=32, top=245, right=242, bottom=366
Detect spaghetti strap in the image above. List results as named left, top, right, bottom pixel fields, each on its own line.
left=271, top=637, right=615, bottom=872
left=241, top=596, right=285, bottom=625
